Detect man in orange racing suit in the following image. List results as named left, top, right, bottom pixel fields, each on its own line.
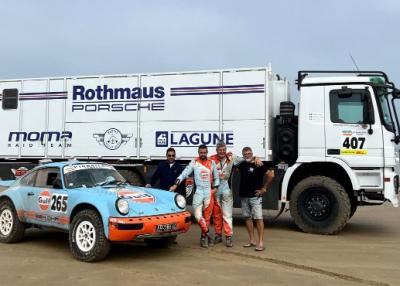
left=210, top=141, right=262, bottom=247
left=170, top=144, right=219, bottom=248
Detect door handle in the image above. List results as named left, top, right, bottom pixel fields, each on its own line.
left=327, top=149, right=340, bottom=155
left=27, top=192, right=34, bottom=196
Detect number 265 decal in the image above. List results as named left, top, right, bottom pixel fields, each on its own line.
left=51, top=194, right=68, bottom=213
left=342, top=137, right=365, bottom=149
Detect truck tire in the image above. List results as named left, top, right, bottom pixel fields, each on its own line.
left=118, top=169, right=144, bottom=186
left=290, top=176, right=351, bottom=234
left=69, top=209, right=110, bottom=262
left=349, top=198, right=358, bottom=219
left=145, top=236, right=176, bottom=248
left=0, top=200, right=25, bottom=243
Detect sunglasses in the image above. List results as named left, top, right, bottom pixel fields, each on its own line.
left=167, top=154, right=176, bottom=158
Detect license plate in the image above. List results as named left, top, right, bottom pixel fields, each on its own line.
left=156, top=223, right=177, bottom=232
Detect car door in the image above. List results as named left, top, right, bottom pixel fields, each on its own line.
left=29, top=167, right=69, bottom=227
left=18, top=170, right=39, bottom=223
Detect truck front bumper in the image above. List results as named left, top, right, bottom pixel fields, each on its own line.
left=384, top=168, right=399, bottom=207
left=108, top=211, right=192, bottom=241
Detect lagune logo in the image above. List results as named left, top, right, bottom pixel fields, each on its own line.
left=7, top=131, right=72, bottom=148
left=155, top=131, right=234, bottom=147
left=71, top=85, right=165, bottom=112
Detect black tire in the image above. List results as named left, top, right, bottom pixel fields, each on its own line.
left=145, top=236, right=176, bottom=248
left=0, top=200, right=25, bottom=243
left=69, top=209, right=110, bottom=262
left=289, top=176, right=351, bottom=235
left=118, top=169, right=144, bottom=186
left=349, top=197, right=358, bottom=219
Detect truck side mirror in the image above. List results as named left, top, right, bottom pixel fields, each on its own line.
left=337, top=87, right=352, bottom=98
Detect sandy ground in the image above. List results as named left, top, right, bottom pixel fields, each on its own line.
left=0, top=203, right=399, bottom=286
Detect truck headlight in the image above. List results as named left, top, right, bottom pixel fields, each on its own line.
left=116, top=198, right=129, bottom=215
left=175, top=194, right=186, bottom=209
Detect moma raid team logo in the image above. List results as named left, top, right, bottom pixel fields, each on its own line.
left=155, top=131, right=234, bottom=147
left=93, top=128, right=133, bottom=150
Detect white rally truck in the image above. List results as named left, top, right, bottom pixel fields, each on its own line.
left=0, top=67, right=399, bottom=234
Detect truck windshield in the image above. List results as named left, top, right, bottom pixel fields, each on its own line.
left=63, top=164, right=126, bottom=188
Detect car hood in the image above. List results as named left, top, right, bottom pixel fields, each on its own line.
left=76, top=185, right=184, bottom=216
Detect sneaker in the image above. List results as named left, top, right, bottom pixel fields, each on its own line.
left=214, top=235, right=222, bottom=244
left=226, top=236, right=233, bottom=247
left=200, top=235, right=208, bottom=248
left=208, top=235, right=214, bottom=247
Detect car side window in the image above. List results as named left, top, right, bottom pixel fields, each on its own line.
left=35, top=168, right=61, bottom=188
left=19, top=171, right=37, bottom=186
left=329, top=88, right=374, bottom=124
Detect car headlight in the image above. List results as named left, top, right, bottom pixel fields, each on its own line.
left=116, top=198, right=129, bottom=215
left=175, top=194, right=186, bottom=209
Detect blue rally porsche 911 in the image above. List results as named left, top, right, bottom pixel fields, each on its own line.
left=0, top=161, right=191, bottom=262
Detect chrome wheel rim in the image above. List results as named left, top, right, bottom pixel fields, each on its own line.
left=0, top=209, right=13, bottom=236
left=75, top=221, right=96, bottom=252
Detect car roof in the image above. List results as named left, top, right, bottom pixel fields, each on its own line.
left=35, top=161, right=109, bottom=169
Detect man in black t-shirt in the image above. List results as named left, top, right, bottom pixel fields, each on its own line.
left=238, top=147, right=275, bottom=252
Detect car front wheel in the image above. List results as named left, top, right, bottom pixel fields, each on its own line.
left=69, top=209, right=110, bottom=262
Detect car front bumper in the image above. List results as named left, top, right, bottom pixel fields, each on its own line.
left=108, top=211, right=191, bottom=241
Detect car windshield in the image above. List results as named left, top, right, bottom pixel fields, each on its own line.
left=63, top=164, right=126, bottom=188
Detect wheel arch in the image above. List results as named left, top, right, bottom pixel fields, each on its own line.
left=282, top=161, right=357, bottom=204
left=70, top=203, right=101, bottom=224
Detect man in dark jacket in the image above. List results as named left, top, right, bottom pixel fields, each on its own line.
left=146, top=147, right=185, bottom=196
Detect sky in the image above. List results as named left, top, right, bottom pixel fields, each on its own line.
left=0, top=0, right=399, bottom=96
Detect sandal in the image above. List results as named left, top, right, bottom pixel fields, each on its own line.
left=255, top=246, right=265, bottom=251
left=243, top=242, right=256, bottom=248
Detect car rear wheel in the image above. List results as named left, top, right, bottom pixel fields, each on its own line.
left=69, top=209, right=110, bottom=262
left=0, top=200, right=25, bottom=243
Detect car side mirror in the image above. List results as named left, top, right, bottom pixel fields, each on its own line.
left=52, top=178, right=63, bottom=189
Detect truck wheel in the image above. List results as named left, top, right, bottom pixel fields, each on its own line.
left=118, top=169, right=144, bottom=186
left=349, top=197, right=358, bottom=219
left=290, top=176, right=351, bottom=234
left=0, top=200, right=25, bottom=243
left=69, top=209, right=110, bottom=262
left=145, top=236, right=176, bottom=248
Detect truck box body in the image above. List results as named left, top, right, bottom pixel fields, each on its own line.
left=0, top=67, right=289, bottom=161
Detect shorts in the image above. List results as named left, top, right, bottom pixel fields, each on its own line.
left=240, top=197, right=263, bottom=220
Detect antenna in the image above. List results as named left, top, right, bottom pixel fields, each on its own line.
left=349, top=53, right=360, bottom=71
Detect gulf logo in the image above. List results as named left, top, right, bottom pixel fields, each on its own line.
left=38, top=190, right=51, bottom=211
left=200, top=170, right=209, bottom=180
left=118, top=190, right=155, bottom=203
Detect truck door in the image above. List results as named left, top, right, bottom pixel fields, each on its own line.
left=325, top=85, right=384, bottom=168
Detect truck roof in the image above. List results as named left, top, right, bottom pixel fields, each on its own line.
left=301, top=76, right=376, bottom=85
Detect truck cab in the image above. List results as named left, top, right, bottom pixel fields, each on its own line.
left=278, top=71, right=400, bottom=234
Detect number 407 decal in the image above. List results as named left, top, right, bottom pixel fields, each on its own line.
left=51, top=194, right=68, bottom=213
left=342, top=137, right=365, bottom=149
